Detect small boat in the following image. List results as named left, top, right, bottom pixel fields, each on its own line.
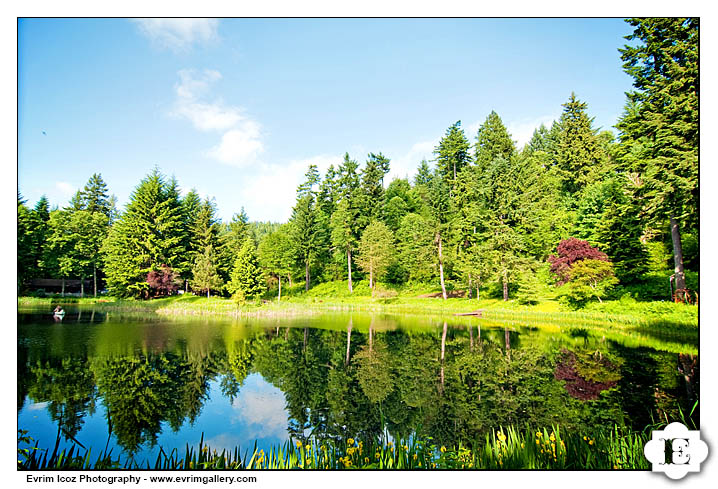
left=53, top=308, right=65, bottom=318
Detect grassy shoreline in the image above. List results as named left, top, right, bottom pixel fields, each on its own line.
left=17, top=288, right=698, bottom=326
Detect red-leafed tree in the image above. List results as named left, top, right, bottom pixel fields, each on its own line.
left=146, top=264, right=180, bottom=297
left=548, top=238, right=609, bottom=285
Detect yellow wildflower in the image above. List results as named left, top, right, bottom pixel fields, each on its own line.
left=296, top=440, right=302, bottom=448
left=583, top=436, right=587, bottom=441
left=536, top=431, right=542, bottom=438
left=589, top=440, right=594, bottom=445
left=497, top=432, right=506, bottom=442
left=521, top=443, right=524, bottom=448
left=364, top=457, right=369, bottom=463
left=305, top=444, right=311, bottom=451
left=536, top=440, right=540, bottom=445
left=375, top=452, right=380, bottom=459
left=413, top=453, right=418, bottom=460
left=549, top=433, right=556, bottom=442
left=440, top=446, right=447, bottom=453
left=387, top=441, right=393, bottom=446
left=404, top=445, right=409, bottom=451
left=347, top=438, right=355, bottom=446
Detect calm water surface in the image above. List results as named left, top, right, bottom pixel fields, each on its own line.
left=17, top=307, right=698, bottom=464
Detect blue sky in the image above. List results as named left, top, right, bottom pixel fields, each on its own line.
left=18, top=18, right=636, bottom=223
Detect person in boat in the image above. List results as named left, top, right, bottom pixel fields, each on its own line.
left=53, top=305, right=65, bottom=315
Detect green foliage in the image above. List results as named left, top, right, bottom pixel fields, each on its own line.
left=102, top=169, right=185, bottom=297
left=555, top=93, right=606, bottom=196
left=433, top=121, right=471, bottom=183
left=356, top=220, right=396, bottom=288
left=474, top=111, right=516, bottom=172
left=560, top=259, right=619, bottom=307
left=227, top=239, right=266, bottom=301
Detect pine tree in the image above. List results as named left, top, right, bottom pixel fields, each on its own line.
left=331, top=153, right=363, bottom=292
left=290, top=166, right=323, bottom=291
left=414, top=160, right=432, bottom=186
left=434, top=121, right=471, bottom=184
left=360, top=153, right=389, bottom=224
left=80, top=173, right=112, bottom=216
left=617, top=17, right=698, bottom=297
left=555, top=93, right=605, bottom=197
left=102, top=169, right=185, bottom=297
left=474, top=111, right=516, bottom=172
left=227, top=238, right=266, bottom=301
left=190, top=245, right=224, bottom=297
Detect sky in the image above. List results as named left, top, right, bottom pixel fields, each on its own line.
left=18, top=18, right=638, bottom=223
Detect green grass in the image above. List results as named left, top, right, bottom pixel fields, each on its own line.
left=18, top=424, right=654, bottom=470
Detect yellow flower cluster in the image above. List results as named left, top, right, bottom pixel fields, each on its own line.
left=347, top=438, right=355, bottom=446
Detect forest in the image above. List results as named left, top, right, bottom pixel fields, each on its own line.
left=17, top=18, right=698, bottom=310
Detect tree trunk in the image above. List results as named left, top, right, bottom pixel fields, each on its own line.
left=468, top=324, right=474, bottom=352
left=467, top=274, right=472, bottom=299
left=80, top=276, right=84, bottom=298
left=477, top=284, right=480, bottom=301
left=670, top=216, right=686, bottom=300
left=207, top=289, right=210, bottom=298
left=347, top=248, right=353, bottom=293
left=504, top=327, right=511, bottom=351
left=305, top=260, right=310, bottom=291
left=369, top=266, right=373, bottom=290
left=345, top=318, right=353, bottom=366
left=438, top=233, right=447, bottom=300
left=278, top=275, right=281, bottom=302
left=61, top=278, right=65, bottom=297
left=288, top=273, right=293, bottom=287
left=93, top=265, right=97, bottom=298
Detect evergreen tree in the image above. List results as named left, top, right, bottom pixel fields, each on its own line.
left=102, top=169, right=185, bottom=297
left=290, top=167, right=323, bottom=291
left=331, top=153, right=363, bottom=292
left=555, top=93, right=605, bottom=197
left=617, top=17, right=698, bottom=297
left=227, top=238, right=266, bottom=301
left=414, top=159, right=433, bottom=186
left=433, top=121, right=471, bottom=183
left=79, top=173, right=112, bottom=216
left=190, top=244, right=224, bottom=297
left=474, top=111, right=516, bottom=172
left=360, top=153, right=389, bottom=224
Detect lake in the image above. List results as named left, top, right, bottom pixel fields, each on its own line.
left=17, top=306, right=699, bottom=465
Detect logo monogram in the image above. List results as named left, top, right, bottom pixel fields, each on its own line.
left=644, top=422, right=708, bottom=480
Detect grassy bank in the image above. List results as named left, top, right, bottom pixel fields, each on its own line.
left=18, top=424, right=652, bottom=470
left=18, top=280, right=698, bottom=328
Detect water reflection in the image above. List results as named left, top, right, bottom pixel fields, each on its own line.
left=17, top=310, right=698, bottom=462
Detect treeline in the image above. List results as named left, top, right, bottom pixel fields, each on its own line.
left=17, top=18, right=698, bottom=305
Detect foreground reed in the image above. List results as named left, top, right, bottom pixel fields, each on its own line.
left=18, top=424, right=654, bottom=470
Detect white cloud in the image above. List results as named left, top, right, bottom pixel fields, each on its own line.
left=55, top=181, right=75, bottom=197
left=170, top=69, right=265, bottom=166
left=207, top=123, right=264, bottom=167
left=229, top=375, right=288, bottom=441
left=387, top=140, right=436, bottom=183
left=236, top=154, right=341, bottom=222
left=172, top=69, right=244, bottom=132
left=132, top=18, right=218, bottom=51
left=506, top=114, right=559, bottom=150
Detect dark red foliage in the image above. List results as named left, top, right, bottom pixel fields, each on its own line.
left=554, top=349, right=617, bottom=401
left=547, top=237, right=609, bottom=285
left=146, top=264, right=179, bottom=297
